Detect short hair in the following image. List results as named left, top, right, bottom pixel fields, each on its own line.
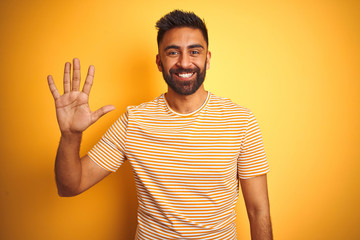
left=155, top=10, right=208, bottom=47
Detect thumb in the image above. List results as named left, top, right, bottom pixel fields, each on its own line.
left=91, top=105, right=115, bottom=124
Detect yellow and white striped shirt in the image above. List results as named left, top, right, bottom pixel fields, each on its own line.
left=88, top=92, right=269, bottom=239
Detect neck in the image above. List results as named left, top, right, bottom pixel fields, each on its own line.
left=165, top=86, right=208, bottom=114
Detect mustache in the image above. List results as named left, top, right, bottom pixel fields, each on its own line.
left=169, top=67, right=200, bottom=74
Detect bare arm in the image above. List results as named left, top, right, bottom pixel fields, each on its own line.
left=55, top=135, right=111, bottom=197
left=240, top=174, right=273, bottom=240
left=48, top=58, right=114, bottom=197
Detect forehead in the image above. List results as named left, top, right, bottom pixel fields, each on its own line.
left=159, top=27, right=207, bottom=50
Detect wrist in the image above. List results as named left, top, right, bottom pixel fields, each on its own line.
left=60, top=131, right=83, bottom=141
left=58, top=132, right=82, bottom=153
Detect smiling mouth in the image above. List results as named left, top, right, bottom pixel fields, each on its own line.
left=175, top=72, right=195, bottom=79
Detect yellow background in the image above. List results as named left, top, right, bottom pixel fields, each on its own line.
left=0, top=0, right=359, bottom=239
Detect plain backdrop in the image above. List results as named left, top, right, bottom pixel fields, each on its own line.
left=0, top=0, right=359, bottom=239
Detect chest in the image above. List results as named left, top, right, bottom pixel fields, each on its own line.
left=124, top=115, right=245, bottom=179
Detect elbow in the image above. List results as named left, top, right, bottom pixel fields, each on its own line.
left=56, top=184, right=81, bottom=197
left=57, top=190, right=77, bottom=197
left=247, top=206, right=271, bottom=220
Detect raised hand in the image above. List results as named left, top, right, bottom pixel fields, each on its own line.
left=47, top=58, right=115, bottom=135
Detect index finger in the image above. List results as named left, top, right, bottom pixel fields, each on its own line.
left=47, top=75, right=61, bottom=100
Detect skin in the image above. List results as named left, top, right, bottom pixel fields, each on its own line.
left=48, top=27, right=272, bottom=239
left=156, top=27, right=211, bottom=114
left=47, top=59, right=112, bottom=196
left=241, top=175, right=273, bottom=240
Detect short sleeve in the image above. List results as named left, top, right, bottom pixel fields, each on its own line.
left=88, top=111, right=128, bottom=172
left=238, top=111, right=269, bottom=179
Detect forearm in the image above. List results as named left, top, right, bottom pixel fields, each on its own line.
left=55, top=133, right=83, bottom=197
left=248, top=211, right=273, bottom=240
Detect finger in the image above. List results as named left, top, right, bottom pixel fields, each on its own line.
left=82, top=65, right=95, bottom=95
left=47, top=75, right=61, bottom=100
left=72, top=58, right=81, bottom=91
left=91, top=105, right=115, bottom=124
left=63, top=62, right=71, bottom=93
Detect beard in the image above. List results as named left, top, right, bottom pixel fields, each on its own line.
left=160, top=60, right=207, bottom=96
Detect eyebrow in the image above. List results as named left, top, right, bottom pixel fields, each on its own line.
left=164, top=45, right=180, bottom=51
left=164, top=44, right=205, bottom=51
left=188, top=44, right=204, bottom=49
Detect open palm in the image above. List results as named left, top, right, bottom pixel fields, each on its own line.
left=47, top=58, right=115, bottom=134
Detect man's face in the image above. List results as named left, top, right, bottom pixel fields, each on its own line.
left=156, top=27, right=211, bottom=95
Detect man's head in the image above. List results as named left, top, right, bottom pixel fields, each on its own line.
left=156, top=10, right=209, bottom=48
left=155, top=10, right=211, bottom=96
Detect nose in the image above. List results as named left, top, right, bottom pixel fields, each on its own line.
left=177, top=53, right=192, bottom=69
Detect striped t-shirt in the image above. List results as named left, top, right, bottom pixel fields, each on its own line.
left=88, top=92, right=269, bottom=239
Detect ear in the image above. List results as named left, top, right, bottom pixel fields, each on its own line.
left=206, top=51, right=211, bottom=70
left=156, top=54, right=162, bottom=72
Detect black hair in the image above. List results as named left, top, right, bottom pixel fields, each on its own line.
left=155, top=10, right=208, bottom=47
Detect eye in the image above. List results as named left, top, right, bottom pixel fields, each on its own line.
left=167, top=51, right=179, bottom=56
left=190, top=50, right=200, bottom=55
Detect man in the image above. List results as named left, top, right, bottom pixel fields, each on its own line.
left=47, top=10, right=273, bottom=240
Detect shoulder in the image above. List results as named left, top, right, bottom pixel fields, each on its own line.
left=208, top=93, right=252, bottom=116
left=126, top=95, right=166, bottom=117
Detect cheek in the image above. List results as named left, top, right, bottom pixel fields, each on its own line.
left=162, top=62, right=176, bottom=73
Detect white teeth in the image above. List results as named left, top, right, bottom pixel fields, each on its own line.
left=178, top=73, right=193, bottom=78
